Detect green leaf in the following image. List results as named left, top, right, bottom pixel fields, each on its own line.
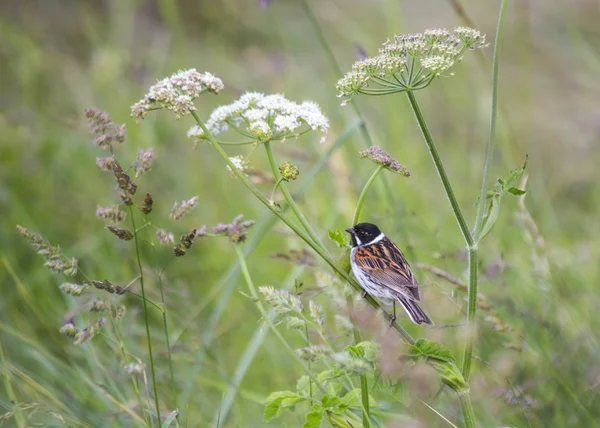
left=340, top=388, right=362, bottom=408
left=161, top=410, right=179, bottom=428
left=344, top=341, right=379, bottom=363
left=406, top=340, right=468, bottom=393
left=476, top=156, right=528, bottom=244
left=507, top=187, right=527, bottom=196
left=263, top=391, right=298, bottom=422
left=502, top=155, right=528, bottom=190
left=477, top=194, right=500, bottom=244
left=302, top=404, right=324, bottom=428
left=317, top=369, right=343, bottom=382
left=328, top=229, right=348, bottom=248
left=408, top=339, right=455, bottom=363
left=296, top=375, right=311, bottom=396
left=321, top=395, right=341, bottom=409
left=432, top=360, right=469, bottom=393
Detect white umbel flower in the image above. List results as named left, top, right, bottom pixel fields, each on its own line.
left=337, top=27, right=488, bottom=104
left=131, top=69, right=224, bottom=120
left=187, top=92, right=329, bottom=144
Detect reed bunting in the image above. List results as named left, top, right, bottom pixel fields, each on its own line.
left=346, top=222, right=432, bottom=325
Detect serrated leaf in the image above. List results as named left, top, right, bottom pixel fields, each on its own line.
left=328, top=228, right=348, bottom=248
left=476, top=156, right=528, bottom=244
left=263, top=391, right=297, bottom=422
left=302, top=404, right=324, bottom=428
left=503, top=155, right=528, bottom=190
left=321, top=395, right=341, bottom=409
left=408, top=339, right=455, bottom=363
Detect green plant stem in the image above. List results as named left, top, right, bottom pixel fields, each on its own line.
left=462, top=0, right=508, bottom=382
left=352, top=165, right=384, bottom=226
left=461, top=248, right=478, bottom=380
left=350, top=323, right=370, bottom=427
left=156, top=274, right=177, bottom=411
left=458, top=392, right=476, bottom=428
left=263, top=141, right=328, bottom=254
left=234, top=244, right=327, bottom=393
left=129, top=206, right=161, bottom=424
left=191, top=112, right=414, bottom=345
left=404, top=92, right=478, bottom=424
left=473, top=0, right=508, bottom=239
left=405, top=91, right=474, bottom=248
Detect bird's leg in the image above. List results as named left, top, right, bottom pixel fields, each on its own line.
left=362, top=290, right=368, bottom=299
left=389, top=301, right=397, bottom=328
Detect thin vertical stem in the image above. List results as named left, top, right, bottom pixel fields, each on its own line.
left=473, top=0, right=508, bottom=240
left=157, top=274, right=177, bottom=410
left=461, top=248, right=478, bottom=379
left=463, top=0, right=508, bottom=382
left=350, top=323, right=371, bottom=427
left=352, top=165, right=384, bottom=226
left=129, top=207, right=161, bottom=424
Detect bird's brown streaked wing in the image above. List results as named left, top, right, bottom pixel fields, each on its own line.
left=354, top=239, right=421, bottom=300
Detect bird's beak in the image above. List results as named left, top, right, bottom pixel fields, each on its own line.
left=345, top=227, right=354, bottom=234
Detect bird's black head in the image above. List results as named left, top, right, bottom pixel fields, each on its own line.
left=345, top=222, right=383, bottom=247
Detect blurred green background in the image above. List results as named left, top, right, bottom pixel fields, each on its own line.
left=2, top=0, right=600, bottom=426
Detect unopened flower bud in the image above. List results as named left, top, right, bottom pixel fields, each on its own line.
left=279, top=161, right=299, bottom=181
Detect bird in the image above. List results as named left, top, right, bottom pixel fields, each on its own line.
left=345, top=222, right=432, bottom=325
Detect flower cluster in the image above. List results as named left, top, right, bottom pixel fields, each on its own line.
left=17, top=226, right=78, bottom=276
left=105, top=225, right=134, bottom=241
left=359, top=146, right=410, bottom=176
left=212, top=214, right=255, bottom=243
left=156, top=229, right=175, bottom=245
left=227, top=155, right=248, bottom=176
left=187, top=92, right=329, bottom=144
left=170, top=196, right=199, bottom=220
left=337, top=27, right=488, bottom=104
left=131, top=69, right=224, bottom=120
left=96, top=205, right=126, bottom=223
left=84, top=109, right=126, bottom=150
left=259, top=285, right=304, bottom=314
left=133, top=148, right=154, bottom=177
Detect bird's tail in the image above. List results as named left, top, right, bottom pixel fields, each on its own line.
left=397, top=296, right=433, bottom=325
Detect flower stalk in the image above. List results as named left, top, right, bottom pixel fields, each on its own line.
left=263, top=141, right=328, bottom=254
left=129, top=206, right=161, bottom=423
left=352, top=165, right=384, bottom=226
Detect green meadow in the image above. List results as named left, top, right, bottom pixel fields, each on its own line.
left=1, top=1, right=599, bottom=426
